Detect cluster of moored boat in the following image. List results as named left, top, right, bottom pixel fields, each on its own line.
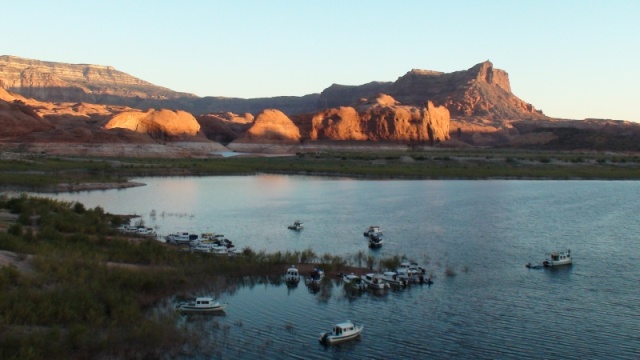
left=117, top=224, right=158, bottom=237
left=340, top=259, right=433, bottom=290
left=285, top=260, right=429, bottom=346
left=165, top=231, right=237, bottom=255
left=284, top=258, right=432, bottom=294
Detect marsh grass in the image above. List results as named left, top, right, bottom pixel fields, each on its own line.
left=3, top=149, right=640, bottom=194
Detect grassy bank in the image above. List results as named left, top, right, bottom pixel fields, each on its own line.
left=2, top=149, right=640, bottom=193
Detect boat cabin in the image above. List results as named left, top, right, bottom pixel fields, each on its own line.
left=549, top=250, right=570, bottom=262
left=333, top=322, right=355, bottom=335
left=195, top=297, right=214, bottom=306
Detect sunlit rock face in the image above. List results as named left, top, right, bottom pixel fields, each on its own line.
left=105, top=109, right=201, bottom=138
left=319, top=61, right=544, bottom=121
left=0, top=55, right=195, bottom=103
left=233, top=109, right=301, bottom=143
left=306, top=95, right=450, bottom=143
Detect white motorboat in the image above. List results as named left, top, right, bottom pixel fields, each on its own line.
left=305, top=268, right=325, bottom=286
left=117, top=224, right=137, bottom=233
left=319, top=320, right=364, bottom=345
left=136, top=227, right=157, bottom=237
left=288, top=220, right=304, bottom=231
left=166, top=232, right=199, bottom=245
left=381, top=271, right=408, bottom=287
left=285, top=265, right=301, bottom=284
left=368, top=234, right=383, bottom=248
left=362, top=273, right=390, bottom=290
left=190, top=242, right=234, bottom=255
left=341, top=273, right=367, bottom=291
left=396, top=260, right=426, bottom=283
left=176, top=297, right=227, bottom=313
left=363, top=225, right=382, bottom=237
left=543, top=249, right=572, bottom=267
left=192, top=244, right=214, bottom=253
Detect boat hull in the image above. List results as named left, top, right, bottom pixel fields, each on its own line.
left=319, top=326, right=363, bottom=345
left=543, top=259, right=572, bottom=267
left=176, top=303, right=227, bottom=313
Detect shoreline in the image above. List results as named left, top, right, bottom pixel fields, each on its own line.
left=51, top=181, right=147, bottom=193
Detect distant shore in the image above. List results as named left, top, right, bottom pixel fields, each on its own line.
left=52, top=181, right=146, bottom=193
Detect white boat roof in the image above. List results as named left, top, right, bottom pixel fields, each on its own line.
left=194, top=297, right=215, bottom=301
left=335, top=320, right=355, bottom=328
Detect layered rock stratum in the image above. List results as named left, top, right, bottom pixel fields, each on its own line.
left=0, top=55, right=196, bottom=106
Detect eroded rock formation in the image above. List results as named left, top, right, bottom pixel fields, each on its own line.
left=306, top=95, right=450, bottom=143
left=105, top=109, right=201, bottom=139
left=233, top=109, right=301, bottom=143
left=197, top=112, right=254, bottom=144
left=318, top=61, right=544, bottom=121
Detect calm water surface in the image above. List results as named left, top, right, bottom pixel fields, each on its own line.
left=46, top=176, right=640, bottom=359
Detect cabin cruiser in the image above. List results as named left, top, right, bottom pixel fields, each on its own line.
left=319, top=320, right=364, bottom=345
left=136, top=227, right=157, bottom=237
left=191, top=234, right=235, bottom=251
left=341, top=273, right=367, bottom=291
left=117, top=224, right=137, bottom=233
left=397, top=260, right=427, bottom=283
left=175, top=297, right=227, bottom=313
left=285, top=265, right=301, bottom=284
left=190, top=242, right=235, bottom=255
left=166, top=232, right=199, bottom=245
left=543, top=249, right=572, bottom=267
left=288, top=220, right=304, bottom=231
left=368, top=234, right=383, bottom=248
left=362, top=273, right=390, bottom=290
left=363, top=225, right=382, bottom=237
left=381, top=271, right=408, bottom=287
left=305, top=268, right=325, bottom=286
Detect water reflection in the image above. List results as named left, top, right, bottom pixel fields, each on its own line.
left=40, top=177, right=640, bottom=359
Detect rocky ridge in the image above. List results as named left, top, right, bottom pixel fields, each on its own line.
left=0, top=55, right=195, bottom=105
left=1, top=55, right=639, bottom=154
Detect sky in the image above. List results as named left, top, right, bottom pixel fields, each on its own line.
left=2, top=0, right=639, bottom=121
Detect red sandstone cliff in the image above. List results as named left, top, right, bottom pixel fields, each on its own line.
left=105, top=109, right=202, bottom=139
left=306, top=95, right=450, bottom=143
left=233, top=109, right=301, bottom=144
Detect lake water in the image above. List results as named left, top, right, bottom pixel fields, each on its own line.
left=45, top=176, right=640, bottom=359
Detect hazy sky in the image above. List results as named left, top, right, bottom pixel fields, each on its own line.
left=3, top=1, right=639, bottom=121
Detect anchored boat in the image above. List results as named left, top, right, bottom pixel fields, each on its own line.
left=543, top=249, right=572, bottom=267
left=176, top=297, right=227, bottom=313
left=285, top=265, right=301, bottom=285
left=319, top=320, right=364, bottom=345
